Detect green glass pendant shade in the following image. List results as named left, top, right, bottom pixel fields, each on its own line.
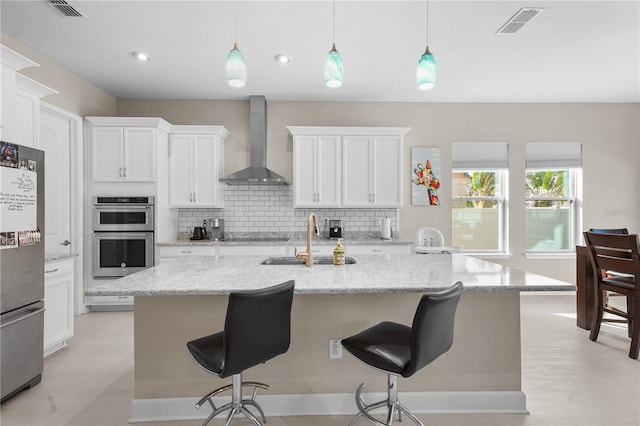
left=417, top=46, right=437, bottom=90
left=226, top=42, right=246, bottom=88
left=324, top=44, right=343, bottom=88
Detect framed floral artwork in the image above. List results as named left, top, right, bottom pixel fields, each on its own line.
left=411, top=147, right=441, bottom=206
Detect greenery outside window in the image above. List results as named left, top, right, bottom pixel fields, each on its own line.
left=525, top=168, right=580, bottom=252
left=452, top=169, right=507, bottom=252
left=525, top=142, right=583, bottom=255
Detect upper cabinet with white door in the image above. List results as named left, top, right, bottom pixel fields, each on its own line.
left=343, top=130, right=409, bottom=207
left=288, top=129, right=342, bottom=208
left=288, top=126, right=410, bottom=208
left=1, top=44, right=58, bottom=146
left=86, top=117, right=171, bottom=183
left=168, top=125, right=229, bottom=208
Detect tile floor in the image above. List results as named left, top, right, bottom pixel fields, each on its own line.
left=1, top=294, right=639, bottom=426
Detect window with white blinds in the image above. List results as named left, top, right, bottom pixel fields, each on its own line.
left=451, top=142, right=509, bottom=253
left=525, top=142, right=583, bottom=253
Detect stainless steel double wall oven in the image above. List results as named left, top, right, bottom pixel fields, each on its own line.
left=92, top=196, right=154, bottom=278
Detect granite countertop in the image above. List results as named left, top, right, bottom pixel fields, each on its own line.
left=86, top=253, right=575, bottom=297
left=45, top=252, right=79, bottom=263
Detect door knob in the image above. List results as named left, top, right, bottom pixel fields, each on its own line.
left=61, top=240, right=71, bottom=246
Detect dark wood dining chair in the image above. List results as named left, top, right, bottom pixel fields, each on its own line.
left=583, top=232, right=639, bottom=359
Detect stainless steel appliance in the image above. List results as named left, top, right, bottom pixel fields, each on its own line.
left=219, top=96, right=288, bottom=185
left=92, top=196, right=154, bottom=278
left=329, top=220, right=343, bottom=239
left=92, top=196, right=154, bottom=232
left=0, top=143, right=45, bottom=403
left=207, top=218, right=224, bottom=241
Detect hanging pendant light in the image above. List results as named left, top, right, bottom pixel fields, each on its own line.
left=226, top=1, right=246, bottom=88
left=324, top=0, right=343, bottom=88
left=226, top=42, right=246, bottom=87
left=417, top=0, right=437, bottom=90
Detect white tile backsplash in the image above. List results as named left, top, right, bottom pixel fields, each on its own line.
left=178, top=185, right=399, bottom=238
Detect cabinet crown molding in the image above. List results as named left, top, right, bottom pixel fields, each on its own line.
left=16, top=73, right=58, bottom=98
left=287, top=126, right=411, bottom=137
left=85, top=116, right=172, bottom=132
left=1, top=44, right=39, bottom=71
left=170, top=125, right=230, bottom=139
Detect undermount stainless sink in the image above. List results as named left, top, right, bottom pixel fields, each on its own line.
left=261, top=256, right=356, bottom=265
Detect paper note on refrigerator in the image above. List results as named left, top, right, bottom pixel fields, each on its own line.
left=0, top=166, right=37, bottom=233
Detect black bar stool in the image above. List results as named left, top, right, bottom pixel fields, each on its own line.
left=186, top=280, right=295, bottom=426
left=341, top=281, right=463, bottom=426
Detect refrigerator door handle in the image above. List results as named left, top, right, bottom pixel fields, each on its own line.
left=0, top=307, right=45, bottom=330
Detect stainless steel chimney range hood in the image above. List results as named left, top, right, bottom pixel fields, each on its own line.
left=220, top=96, right=289, bottom=185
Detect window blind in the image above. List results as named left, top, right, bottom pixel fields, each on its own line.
left=452, top=142, right=509, bottom=169
left=526, top=142, right=582, bottom=168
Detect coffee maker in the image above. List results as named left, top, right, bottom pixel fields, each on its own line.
left=207, top=218, right=225, bottom=241
left=329, top=220, right=343, bottom=239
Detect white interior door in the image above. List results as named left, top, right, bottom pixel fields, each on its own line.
left=40, top=108, right=71, bottom=256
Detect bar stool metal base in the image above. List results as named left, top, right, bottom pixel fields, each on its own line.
left=195, top=373, right=269, bottom=426
left=349, top=374, right=423, bottom=426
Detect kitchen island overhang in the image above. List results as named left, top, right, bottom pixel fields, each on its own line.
left=87, top=254, right=574, bottom=423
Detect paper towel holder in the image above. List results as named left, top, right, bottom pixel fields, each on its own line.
left=381, top=217, right=392, bottom=241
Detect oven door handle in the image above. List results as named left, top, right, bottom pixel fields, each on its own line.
left=93, top=232, right=153, bottom=238
left=93, top=206, right=152, bottom=210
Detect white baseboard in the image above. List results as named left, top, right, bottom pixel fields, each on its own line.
left=129, top=391, right=528, bottom=422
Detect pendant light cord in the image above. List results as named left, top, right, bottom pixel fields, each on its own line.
left=332, top=0, right=336, bottom=44
left=234, top=0, right=238, bottom=43
left=426, top=0, right=430, bottom=46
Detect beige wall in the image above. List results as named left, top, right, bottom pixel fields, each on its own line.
left=1, top=33, right=116, bottom=116
left=118, top=99, right=640, bottom=283
left=135, top=292, right=521, bottom=399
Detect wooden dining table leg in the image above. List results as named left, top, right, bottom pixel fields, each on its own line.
left=576, top=246, right=594, bottom=330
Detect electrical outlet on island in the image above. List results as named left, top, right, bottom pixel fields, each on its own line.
left=329, top=339, right=342, bottom=359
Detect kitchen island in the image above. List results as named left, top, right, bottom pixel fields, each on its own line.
left=87, top=253, right=574, bottom=422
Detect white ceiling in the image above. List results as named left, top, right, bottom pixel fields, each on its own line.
left=2, top=0, right=639, bottom=103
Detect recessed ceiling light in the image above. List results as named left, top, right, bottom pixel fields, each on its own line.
left=275, top=54, right=291, bottom=64
left=132, top=51, right=150, bottom=62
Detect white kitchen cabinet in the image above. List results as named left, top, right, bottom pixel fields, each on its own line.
left=342, top=135, right=404, bottom=208
left=345, top=245, right=410, bottom=255
left=288, top=127, right=410, bottom=208
left=158, top=245, right=216, bottom=263
left=1, top=45, right=58, bottom=146
left=158, top=244, right=286, bottom=262
left=44, top=258, right=74, bottom=356
left=219, top=245, right=288, bottom=257
left=291, top=135, right=342, bottom=208
left=90, top=127, right=155, bottom=182
left=289, top=243, right=410, bottom=257
left=86, top=117, right=171, bottom=183
left=169, top=126, right=229, bottom=208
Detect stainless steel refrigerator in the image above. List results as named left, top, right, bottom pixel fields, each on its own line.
left=0, top=142, right=45, bottom=403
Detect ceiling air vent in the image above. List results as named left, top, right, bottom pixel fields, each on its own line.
left=496, top=7, right=545, bottom=35
left=45, top=0, right=86, bottom=18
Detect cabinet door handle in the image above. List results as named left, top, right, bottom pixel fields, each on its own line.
left=193, top=193, right=196, bottom=203
left=372, top=193, right=375, bottom=202
left=189, top=193, right=193, bottom=202
left=372, top=249, right=383, bottom=252
left=61, top=240, right=71, bottom=246
left=181, top=250, right=192, bottom=254
left=119, top=167, right=123, bottom=178
left=45, top=268, right=59, bottom=274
